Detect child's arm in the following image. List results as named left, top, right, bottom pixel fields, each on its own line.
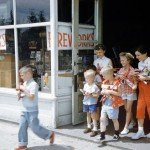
left=19, top=85, right=35, bottom=100
left=103, top=85, right=121, bottom=97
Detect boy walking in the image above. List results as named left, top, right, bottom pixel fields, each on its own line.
left=15, top=65, right=55, bottom=150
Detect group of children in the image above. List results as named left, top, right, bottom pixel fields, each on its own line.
left=81, top=44, right=150, bottom=141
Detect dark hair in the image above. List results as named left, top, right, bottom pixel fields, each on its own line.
left=94, top=44, right=106, bottom=51
left=135, top=45, right=148, bottom=55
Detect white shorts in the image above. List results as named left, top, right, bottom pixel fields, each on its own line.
left=121, top=93, right=137, bottom=101
left=101, top=105, right=119, bottom=120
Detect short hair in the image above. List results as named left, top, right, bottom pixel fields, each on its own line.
left=84, top=69, right=95, bottom=78
left=100, top=65, right=113, bottom=75
left=19, top=65, right=33, bottom=74
left=119, top=52, right=134, bottom=64
left=94, top=44, right=106, bottom=51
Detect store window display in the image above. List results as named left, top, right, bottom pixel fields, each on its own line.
left=0, top=29, right=15, bottom=88
left=18, top=27, right=51, bottom=92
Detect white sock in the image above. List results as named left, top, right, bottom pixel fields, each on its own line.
left=87, top=123, right=91, bottom=129
left=93, top=120, right=98, bottom=131
left=138, top=127, right=144, bottom=131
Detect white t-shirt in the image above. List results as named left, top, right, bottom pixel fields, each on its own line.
left=138, top=57, right=150, bottom=71
left=93, top=56, right=112, bottom=69
left=83, top=83, right=100, bottom=105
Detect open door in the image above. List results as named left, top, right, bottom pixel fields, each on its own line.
left=72, top=0, right=85, bottom=125
left=72, top=0, right=98, bottom=125
left=72, top=49, right=94, bottom=125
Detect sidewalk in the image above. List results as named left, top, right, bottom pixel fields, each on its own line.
left=1, top=116, right=150, bottom=150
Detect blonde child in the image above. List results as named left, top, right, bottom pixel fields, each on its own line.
left=98, top=66, right=124, bottom=141
left=15, top=65, right=55, bottom=150
left=116, top=52, right=137, bottom=135
left=81, top=69, right=100, bottom=137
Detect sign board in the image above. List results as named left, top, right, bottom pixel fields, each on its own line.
left=46, top=25, right=95, bottom=50
left=0, top=29, right=6, bottom=50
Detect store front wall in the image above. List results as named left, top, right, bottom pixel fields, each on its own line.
left=0, top=0, right=102, bottom=128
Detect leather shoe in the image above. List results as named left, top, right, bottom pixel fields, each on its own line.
left=49, top=131, right=55, bottom=145
left=14, top=146, right=27, bottom=150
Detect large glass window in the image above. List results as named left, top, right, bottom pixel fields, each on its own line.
left=18, top=27, right=51, bottom=92
left=79, top=0, right=94, bottom=25
left=16, top=0, right=50, bottom=24
left=0, top=0, right=13, bottom=25
left=0, top=29, right=15, bottom=88
left=58, top=0, right=71, bottom=22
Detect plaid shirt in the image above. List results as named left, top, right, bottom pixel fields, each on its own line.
left=117, top=66, right=136, bottom=94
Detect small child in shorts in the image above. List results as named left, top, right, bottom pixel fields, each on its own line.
left=81, top=69, right=100, bottom=137
left=98, top=65, right=124, bottom=141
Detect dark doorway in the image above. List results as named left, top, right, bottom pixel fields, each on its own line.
left=103, top=0, right=150, bottom=67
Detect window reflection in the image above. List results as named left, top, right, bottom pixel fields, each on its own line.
left=58, top=50, right=72, bottom=71
left=16, top=0, right=50, bottom=24
left=0, top=0, right=13, bottom=25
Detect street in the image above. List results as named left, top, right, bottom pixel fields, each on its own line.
left=0, top=120, right=150, bottom=150
left=0, top=121, right=111, bottom=150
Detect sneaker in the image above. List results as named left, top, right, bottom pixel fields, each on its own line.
left=120, top=128, right=129, bottom=135
left=131, top=131, right=146, bottom=140
left=112, top=134, right=120, bottom=140
left=146, top=133, right=150, bottom=138
left=128, top=121, right=136, bottom=129
left=83, top=128, right=92, bottom=133
left=94, top=135, right=105, bottom=142
left=14, top=146, right=27, bottom=150
left=90, top=131, right=98, bottom=137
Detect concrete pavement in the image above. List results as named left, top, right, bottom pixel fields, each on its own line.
left=0, top=119, right=150, bottom=150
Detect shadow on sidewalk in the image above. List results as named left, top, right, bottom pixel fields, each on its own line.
left=27, top=144, right=74, bottom=150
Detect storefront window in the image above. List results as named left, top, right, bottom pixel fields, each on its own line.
left=18, top=27, right=51, bottom=92
left=58, top=0, right=71, bottom=22
left=58, top=50, right=72, bottom=71
left=79, top=0, right=94, bottom=25
left=16, top=0, right=50, bottom=24
left=0, top=0, right=13, bottom=25
left=0, top=29, right=15, bottom=88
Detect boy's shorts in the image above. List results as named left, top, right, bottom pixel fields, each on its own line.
left=101, top=105, right=119, bottom=119
left=83, top=104, right=97, bottom=113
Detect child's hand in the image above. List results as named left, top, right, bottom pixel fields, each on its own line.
left=19, top=85, right=25, bottom=92
left=84, top=92, right=92, bottom=97
left=138, top=75, right=147, bottom=81
left=101, top=89, right=111, bottom=95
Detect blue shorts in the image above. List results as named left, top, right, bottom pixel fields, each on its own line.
left=83, top=104, right=97, bottom=113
